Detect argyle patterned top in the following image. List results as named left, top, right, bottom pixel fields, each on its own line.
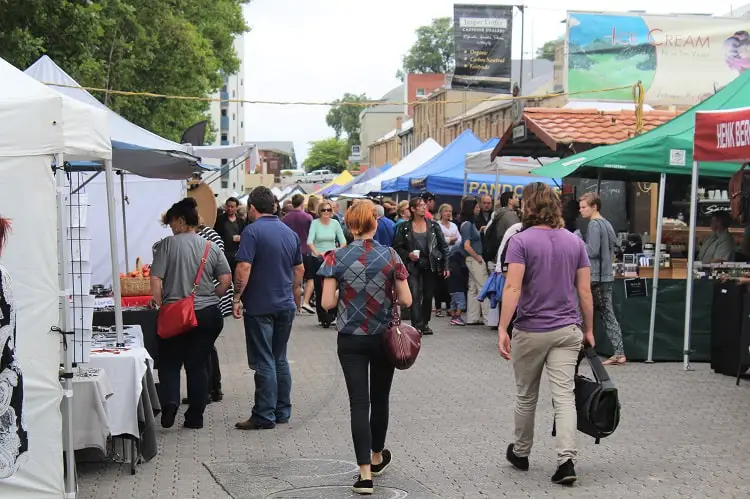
left=318, top=239, right=408, bottom=335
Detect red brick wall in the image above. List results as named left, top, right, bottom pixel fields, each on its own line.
left=406, top=74, right=445, bottom=116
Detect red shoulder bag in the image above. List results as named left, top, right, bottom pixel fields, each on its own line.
left=157, top=241, right=211, bottom=339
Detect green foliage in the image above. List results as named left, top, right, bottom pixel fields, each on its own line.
left=536, top=40, right=559, bottom=61
left=325, top=93, right=368, bottom=146
left=303, top=138, right=349, bottom=173
left=396, top=17, right=454, bottom=81
left=0, top=0, right=249, bottom=142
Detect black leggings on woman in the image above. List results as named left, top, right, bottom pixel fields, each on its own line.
left=337, top=334, right=395, bottom=465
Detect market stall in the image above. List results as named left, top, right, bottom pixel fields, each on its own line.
left=0, top=56, right=111, bottom=499
left=534, top=70, right=750, bottom=368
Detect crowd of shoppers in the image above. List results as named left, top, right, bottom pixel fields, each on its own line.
left=145, top=184, right=632, bottom=492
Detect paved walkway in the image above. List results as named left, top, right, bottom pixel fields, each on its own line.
left=78, top=313, right=750, bottom=498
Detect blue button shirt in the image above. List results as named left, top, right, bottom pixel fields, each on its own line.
left=235, top=216, right=303, bottom=315
left=374, top=217, right=396, bottom=246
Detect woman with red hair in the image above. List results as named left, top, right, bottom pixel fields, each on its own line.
left=0, top=216, right=29, bottom=477
left=318, top=201, right=412, bottom=495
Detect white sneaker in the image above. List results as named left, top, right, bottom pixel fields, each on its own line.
left=300, top=303, right=315, bottom=314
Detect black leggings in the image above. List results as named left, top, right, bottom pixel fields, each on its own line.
left=337, top=334, right=395, bottom=465
left=408, top=268, right=437, bottom=331
left=311, top=256, right=336, bottom=324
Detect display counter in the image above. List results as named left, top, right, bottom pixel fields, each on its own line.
left=594, top=278, right=712, bottom=362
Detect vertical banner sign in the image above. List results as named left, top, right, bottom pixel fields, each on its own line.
left=452, top=4, right=514, bottom=93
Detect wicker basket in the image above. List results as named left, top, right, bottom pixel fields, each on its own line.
left=120, top=257, right=151, bottom=297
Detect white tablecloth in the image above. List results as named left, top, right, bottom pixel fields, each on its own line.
left=87, top=325, right=152, bottom=438
left=70, top=368, right=114, bottom=452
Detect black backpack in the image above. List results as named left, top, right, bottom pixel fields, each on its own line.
left=482, top=219, right=505, bottom=262
left=552, top=347, right=621, bottom=444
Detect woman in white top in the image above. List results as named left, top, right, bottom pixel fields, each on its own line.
left=435, top=204, right=461, bottom=316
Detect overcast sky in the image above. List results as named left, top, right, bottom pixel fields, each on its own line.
left=242, top=0, right=740, bottom=165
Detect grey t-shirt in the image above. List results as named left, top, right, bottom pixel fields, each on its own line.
left=151, top=232, right=231, bottom=310
left=584, top=218, right=617, bottom=283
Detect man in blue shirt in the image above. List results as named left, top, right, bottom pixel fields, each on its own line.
left=232, top=187, right=304, bottom=430
left=374, top=204, right=396, bottom=246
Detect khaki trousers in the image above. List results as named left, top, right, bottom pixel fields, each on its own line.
left=511, top=325, right=582, bottom=464
left=465, top=257, right=489, bottom=324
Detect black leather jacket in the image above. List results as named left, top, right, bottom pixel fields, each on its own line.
left=393, top=219, right=449, bottom=273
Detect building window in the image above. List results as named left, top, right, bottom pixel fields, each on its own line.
left=232, top=113, right=235, bottom=120
left=232, top=90, right=236, bottom=97
left=221, top=133, right=228, bottom=141
left=232, top=136, right=236, bottom=144
left=241, top=121, right=244, bottom=128
left=416, top=88, right=426, bottom=97
left=221, top=109, right=227, bottom=117
left=221, top=159, right=228, bottom=165
left=241, top=78, right=244, bottom=86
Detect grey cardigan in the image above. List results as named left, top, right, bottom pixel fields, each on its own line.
left=584, top=218, right=617, bottom=283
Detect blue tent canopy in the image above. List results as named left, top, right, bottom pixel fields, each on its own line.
left=427, top=172, right=560, bottom=197
left=322, top=164, right=392, bottom=196
left=380, top=130, right=483, bottom=192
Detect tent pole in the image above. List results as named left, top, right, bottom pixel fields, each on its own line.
left=463, top=172, right=468, bottom=196
left=646, top=173, right=667, bottom=363
left=596, top=169, right=602, bottom=194
left=120, top=172, right=129, bottom=269
left=104, top=159, right=125, bottom=345
left=494, top=163, right=500, bottom=200
left=57, top=154, right=77, bottom=499
left=683, top=161, right=699, bottom=371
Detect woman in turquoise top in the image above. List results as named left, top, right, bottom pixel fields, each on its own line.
left=308, top=200, right=347, bottom=327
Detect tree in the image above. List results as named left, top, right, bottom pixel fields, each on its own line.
left=0, top=0, right=249, bottom=142
left=396, top=17, right=454, bottom=81
left=325, top=93, right=368, bottom=146
left=303, top=138, right=349, bottom=173
left=536, top=40, right=558, bottom=61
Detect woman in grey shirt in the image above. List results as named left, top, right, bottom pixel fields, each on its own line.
left=151, top=198, right=232, bottom=429
left=578, top=193, right=626, bottom=365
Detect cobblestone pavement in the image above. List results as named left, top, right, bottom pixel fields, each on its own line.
left=78, top=313, right=750, bottom=498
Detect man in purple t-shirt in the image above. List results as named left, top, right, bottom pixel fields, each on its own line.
left=282, top=194, right=314, bottom=313
left=497, top=182, right=595, bottom=486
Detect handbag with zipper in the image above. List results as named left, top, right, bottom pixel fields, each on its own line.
left=383, top=248, right=422, bottom=369
left=157, top=241, right=211, bottom=339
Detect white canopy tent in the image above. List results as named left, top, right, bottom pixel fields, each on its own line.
left=25, top=55, right=252, bottom=174
left=0, top=56, right=112, bottom=498
left=353, top=139, right=443, bottom=195
left=462, top=148, right=558, bottom=197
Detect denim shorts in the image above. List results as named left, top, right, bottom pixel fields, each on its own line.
left=450, top=292, right=467, bottom=312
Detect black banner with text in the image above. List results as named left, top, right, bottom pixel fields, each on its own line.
left=451, top=4, right=514, bottom=93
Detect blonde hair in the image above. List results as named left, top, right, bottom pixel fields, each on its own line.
left=438, top=203, right=453, bottom=219
left=307, top=195, right=320, bottom=213
left=397, top=200, right=409, bottom=217
left=317, top=199, right=333, bottom=216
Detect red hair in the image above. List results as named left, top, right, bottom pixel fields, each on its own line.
left=0, top=217, right=10, bottom=255
left=344, top=200, right=377, bottom=236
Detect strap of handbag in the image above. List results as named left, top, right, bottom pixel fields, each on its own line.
left=575, top=346, right=613, bottom=384
left=389, top=248, right=401, bottom=326
left=192, top=241, right=212, bottom=295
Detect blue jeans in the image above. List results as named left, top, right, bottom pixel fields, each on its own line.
left=243, top=309, right=295, bottom=424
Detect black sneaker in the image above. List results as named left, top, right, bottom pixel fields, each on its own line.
left=506, top=444, right=529, bottom=471
left=371, top=449, right=392, bottom=476
left=551, top=459, right=577, bottom=485
left=352, top=475, right=373, bottom=495
left=421, top=326, right=434, bottom=335
left=160, top=404, right=178, bottom=429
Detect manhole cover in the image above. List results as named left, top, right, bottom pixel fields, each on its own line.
left=247, top=458, right=358, bottom=479
left=265, top=485, right=408, bottom=498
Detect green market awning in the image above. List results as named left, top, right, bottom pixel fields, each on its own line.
left=534, top=71, right=750, bottom=181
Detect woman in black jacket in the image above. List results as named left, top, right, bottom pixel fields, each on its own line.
left=392, top=197, right=450, bottom=335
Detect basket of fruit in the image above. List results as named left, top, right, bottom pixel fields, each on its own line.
left=120, top=257, right=152, bottom=297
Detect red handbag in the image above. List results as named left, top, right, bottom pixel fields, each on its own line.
left=157, top=241, right=211, bottom=339
left=383, top=250, right=421, bottom=370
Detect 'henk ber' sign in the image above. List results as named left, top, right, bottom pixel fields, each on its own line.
left=694, top=107, right=750, bottom=163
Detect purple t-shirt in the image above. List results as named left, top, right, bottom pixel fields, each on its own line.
left=505, top=227, right=590, bottom=332
left=282, top=209, right=313, bottom=255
